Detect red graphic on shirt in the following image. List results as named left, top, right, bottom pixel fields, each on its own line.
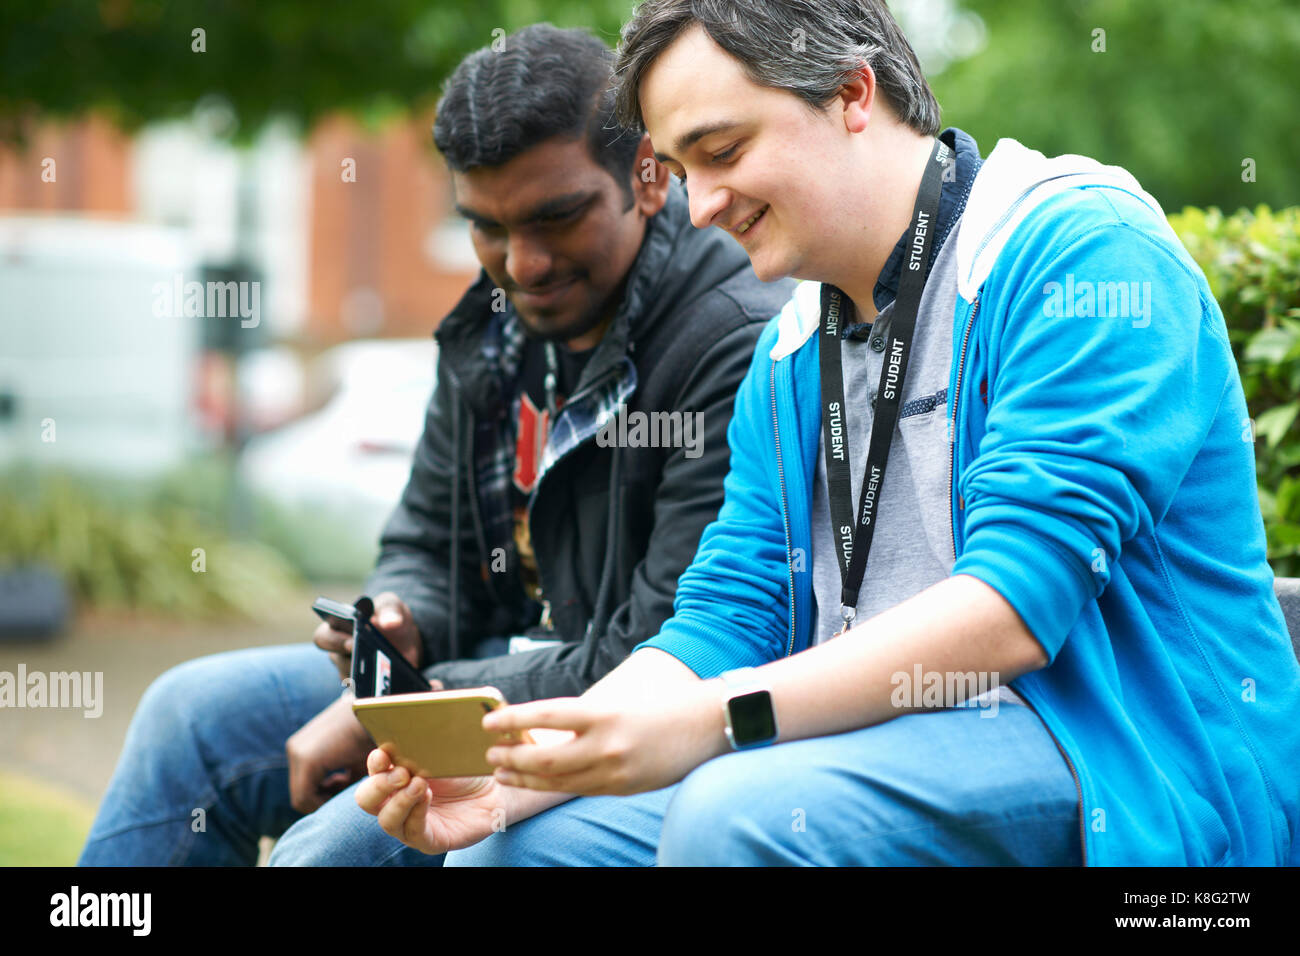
left=513, top=392, right=550, bottom=494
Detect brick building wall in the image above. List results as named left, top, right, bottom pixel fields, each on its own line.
left=306, top=112, right=477, bottom=343
left=0, top=113, right=477, bottom=343
left=0, top=115, right=131, bottom=215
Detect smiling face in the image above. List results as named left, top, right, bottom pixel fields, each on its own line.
left=453, top=135, right=667, bottom=348
left=639, top=23, right=856, bottom=283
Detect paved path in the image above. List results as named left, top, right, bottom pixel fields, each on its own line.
left=0, top=585, right=357, bottom=807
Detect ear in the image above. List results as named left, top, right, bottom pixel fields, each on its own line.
left=838, top=62, right=877, bottom=134
left=629, top=133, right=670, bottom=217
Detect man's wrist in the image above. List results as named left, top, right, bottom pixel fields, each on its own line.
left=500, top=784, right=574, bottom=828
left=696, top=678, right=736, bottom=761
left=330, top=693, right=374, bottom=745
left=716, top=667, right=780, bottom=750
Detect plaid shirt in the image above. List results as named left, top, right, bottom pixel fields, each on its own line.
left=473, top=309, right=637, bottom=584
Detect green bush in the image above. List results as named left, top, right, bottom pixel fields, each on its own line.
left=1170, top=206, right=1300, bottom=577
left=150, top=458, right=378, bottom=582
left=0, top=470, right=303, bottom=618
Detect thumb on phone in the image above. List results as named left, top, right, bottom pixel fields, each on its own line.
left=371, top=592, right=409, bottom=628
left=370, top=592, right=422, bottom=669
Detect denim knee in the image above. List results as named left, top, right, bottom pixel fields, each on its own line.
left=443, top=825, right=538, bottom=867
left=269, top=784, right=442, bottom=867
left=446, top=790, right=673, bottom=867
left=658, top=755, right=781, bottom=866
left=127, top=656, right=228, bottom=751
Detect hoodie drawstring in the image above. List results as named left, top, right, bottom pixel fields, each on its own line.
left=589, top=441, right=622, bottom=640
left=448, top=392, right=462, bottom=663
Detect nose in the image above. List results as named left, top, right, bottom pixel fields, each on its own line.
left=505, top=232, right=555, bottom=289
left=686, top=174, right=732, bottom=231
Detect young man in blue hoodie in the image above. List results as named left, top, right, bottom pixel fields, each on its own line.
left=357, top=0, right=1300, bottom=866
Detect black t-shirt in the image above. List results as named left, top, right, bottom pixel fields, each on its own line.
left=511, top=337, right=595, bottom=600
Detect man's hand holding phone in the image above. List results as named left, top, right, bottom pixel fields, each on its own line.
left=354, top=748, right=507, bottom=855
left=312, top=591, right=439, bottom=689
left=355, top=729, right=579, bottom=856
left=290, top=592, right=444, bottom=814
left=286, top=695, right=375, bottom=813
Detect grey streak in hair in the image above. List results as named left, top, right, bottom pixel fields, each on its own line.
left=614, top=0, right=941, bottom=137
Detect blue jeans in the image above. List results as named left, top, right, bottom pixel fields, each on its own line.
left=77, top=643, right=443, bottom=866
left=445, top=704, right=1082, bottom=866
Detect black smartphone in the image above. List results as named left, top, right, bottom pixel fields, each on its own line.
left=312, top=596, right=357, bottom=631
left=312, top=595, right=428, bottom=698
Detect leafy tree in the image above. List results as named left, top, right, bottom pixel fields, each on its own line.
left=5, top=1, right=1296, bottom=215
left=930, top=0, right=1300, bottom=211
left=1, top=0, right=635, bottom=142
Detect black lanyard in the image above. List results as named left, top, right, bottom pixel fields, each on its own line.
left=818, top=137, right=950, bottom=635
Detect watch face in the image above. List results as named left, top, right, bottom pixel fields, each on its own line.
left=730, top=689, right=776, bottom=746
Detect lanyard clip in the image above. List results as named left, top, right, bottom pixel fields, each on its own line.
left=544, top=342, right=560, bottom=420
left=836, top=604, right=857, bottom=637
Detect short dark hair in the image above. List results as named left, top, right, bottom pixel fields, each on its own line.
left=433, top=24, right=642, bottom=204
left=614, top=0, right=941, bottom=136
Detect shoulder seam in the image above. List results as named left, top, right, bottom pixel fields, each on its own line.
left=1008, top=201, right=1223, bottom=344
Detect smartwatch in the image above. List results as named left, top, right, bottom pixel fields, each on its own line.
left=720, top=667, right=779, bottom=750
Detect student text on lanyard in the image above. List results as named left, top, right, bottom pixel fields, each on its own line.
left=818, top=137, right=951, bottom=636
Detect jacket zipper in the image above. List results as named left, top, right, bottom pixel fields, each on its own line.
left=442, top=362, right=504, bottom=608
left=947, top=293, right=1089, bottom=866
left=1030, top=695, right=1090, bottom=866
left=771, top=361, right=797, bottom=657
left=948, top=296, right=979, bottom=560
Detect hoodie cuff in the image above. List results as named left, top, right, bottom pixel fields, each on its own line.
left=952, top=519, right=1098, bottom=663
left=634, top=619, right=772, bottom=680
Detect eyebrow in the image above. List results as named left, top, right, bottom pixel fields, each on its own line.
left=454, top=189, right=599, bottom=229
left=653, top=120, right=742, bottom=165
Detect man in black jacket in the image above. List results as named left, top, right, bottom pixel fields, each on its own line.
left=77, top=23, right=792, bottom=866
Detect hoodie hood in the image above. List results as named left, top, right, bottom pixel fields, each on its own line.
left=955, top=137, right=1168, bottom=301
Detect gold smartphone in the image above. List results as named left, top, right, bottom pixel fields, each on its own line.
left=351, top=686, right=533, bottom=778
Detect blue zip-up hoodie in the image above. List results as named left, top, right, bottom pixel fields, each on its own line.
left=637, top=138, right=1300, bottom=866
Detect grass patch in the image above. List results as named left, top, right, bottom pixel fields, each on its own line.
left=0, top=771, right=96, bottom=866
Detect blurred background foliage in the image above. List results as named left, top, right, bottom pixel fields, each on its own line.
left=0, top=771, right=94, bottom=866
left=4, top=0, right=1297, bottom=212
left=0, top=464, right=309, bottom=617
left=930, top=0, right=1300, bottom=213
left=1170, top=206, right=1300, bottom=576
left=0, top=0, right=635, bottom=142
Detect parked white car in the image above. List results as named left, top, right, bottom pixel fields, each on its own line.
left=237, top=338, right=438, bottom=573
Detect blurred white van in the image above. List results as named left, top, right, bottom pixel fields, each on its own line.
left=0, top=216, right=202, bottom=477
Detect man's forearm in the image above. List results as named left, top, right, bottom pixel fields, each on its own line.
left=582, top=646, right=702, bottom=703
left=753, top=574, right=1048, bottom=742
left=574, top=575, right=1047, bottom=742
left=617, top=573, right=1051, bottom=769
